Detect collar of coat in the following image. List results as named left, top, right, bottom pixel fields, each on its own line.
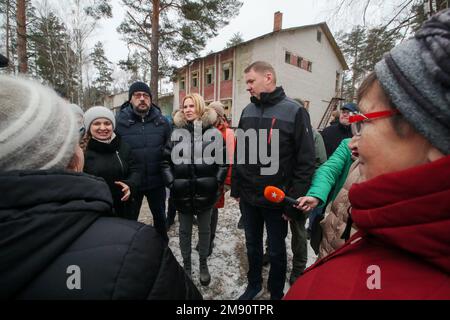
left=173, top=107, right=218, bottom=129
left=250, top=86, right=286, bottom=106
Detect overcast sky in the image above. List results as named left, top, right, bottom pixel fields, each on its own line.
left=94, top=0, right=395, bottom=65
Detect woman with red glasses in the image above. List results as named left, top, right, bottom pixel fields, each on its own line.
left=286, top=9, right=450, bottom=299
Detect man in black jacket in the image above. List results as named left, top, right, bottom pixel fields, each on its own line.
left=115, top=82, right=171, bottom=242
left=231, top=61, right=315, bottom=300
left=0, top=75, right=201, bottom=300
left=320, top=102, right=358, bottom=158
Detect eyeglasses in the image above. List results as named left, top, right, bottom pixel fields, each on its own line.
left=349, top=110, right=400, bottom=136
left=132, top=92, right=150, bottom=99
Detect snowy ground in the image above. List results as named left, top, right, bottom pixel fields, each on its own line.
left=138, top=191, right=317, bottom=300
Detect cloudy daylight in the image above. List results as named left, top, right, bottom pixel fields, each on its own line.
left=0, top=0, right=449, bottom=305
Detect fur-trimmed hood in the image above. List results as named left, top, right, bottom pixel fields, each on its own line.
left=173, top=107, right=218, bottom=129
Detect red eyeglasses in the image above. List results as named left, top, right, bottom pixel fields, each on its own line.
left=349, top=110, right=400, bottom=136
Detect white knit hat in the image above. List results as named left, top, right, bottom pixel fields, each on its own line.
left=83, top=106, right=116, bottom=131
left=0, top=75, right=78, bottom=171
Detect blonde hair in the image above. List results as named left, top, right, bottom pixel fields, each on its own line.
left=182, top=93, right=206, bottom=119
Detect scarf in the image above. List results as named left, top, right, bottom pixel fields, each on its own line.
left=349, top=155, right=450, bottom=274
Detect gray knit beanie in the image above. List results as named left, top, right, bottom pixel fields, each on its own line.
left=0, top=75, right=78, bottom=171
left=83, top=106, right=116, bottom=131
left=374, top=9, right=450, bottom=155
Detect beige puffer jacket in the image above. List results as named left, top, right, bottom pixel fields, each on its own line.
left=318, top=159, right=361, bottom=259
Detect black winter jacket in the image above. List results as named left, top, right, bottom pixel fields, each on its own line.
left=230, top=87, right=315, bottom=217
left=320, top=122, right=353, bottom=158
left=0, top=171, right=202, bottom=300
left=84, top=135, right=140, bottom=218
left=115, top=103, right=171, bottom=191
left=161, top=108, right=229, bottom=214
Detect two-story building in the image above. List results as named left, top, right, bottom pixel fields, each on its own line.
left=173, top=12, right=348, bottom=128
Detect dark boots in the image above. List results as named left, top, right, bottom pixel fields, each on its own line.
left=199, top=258, right=211, bottom=286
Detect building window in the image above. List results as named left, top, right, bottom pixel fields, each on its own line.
left=307, top=61, right=313, bottom=72
left=222, top=62, right=232, bottom=81
left=191, top=71, right=199, bottom=88
left=317, top=30, right=322, bottom=43
left=205, top=67, right=214, bottom=85
left=285, top=52, right=291, bottom=64
left=335, top=72, right=341, bottom=93
left=180, top=76, right=185, bottom=90
left=297, top=56, right=303, bottom=68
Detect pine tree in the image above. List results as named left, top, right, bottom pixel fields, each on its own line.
left=338, top=26, right=367, bottom=101
left=91, top=41, right=113, bottom=97
left=225, top=32, right=244, bottom=48
left=361, top=27, right=400, bottom=72
left=117, top=0, right=242, bottom=104
left=30, top=10, right=78, bottom=99
left=16, top=0, right=27, bottom=73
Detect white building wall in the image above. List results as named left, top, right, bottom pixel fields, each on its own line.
left=233, top=38, right=279, bottom=126
left=233, top=27, right=344, bottom=128
left=274, top=27, right=343, bottom=128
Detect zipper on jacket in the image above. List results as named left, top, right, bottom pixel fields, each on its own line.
left=116, top=151, right=125, bottom=176
left=268, top=117, right=276, bottom=144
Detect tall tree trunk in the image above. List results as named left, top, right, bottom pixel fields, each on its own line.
left=6, top=0, right=10, bottom=62
left=150, top=0, right=160, bottom=105
left=17, top=0, right=28, bottom=74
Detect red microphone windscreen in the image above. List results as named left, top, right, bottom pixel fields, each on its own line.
left=264, top=186, right=285, bottom=204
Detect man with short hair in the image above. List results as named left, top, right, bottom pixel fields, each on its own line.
left=231, top=61, right=315, bottom=300
left=321, top=102, right=358, bottom=158
left=116, top=81, right=171, bottom=242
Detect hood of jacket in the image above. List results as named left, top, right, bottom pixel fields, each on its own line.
left=349, top=155, right=450, bottom=274
left=172, top=107, right=218, bottom=130
left=0, top=171, right=113, bottom=298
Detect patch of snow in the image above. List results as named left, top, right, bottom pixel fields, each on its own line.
left=139, top=192, right=317, bottom=300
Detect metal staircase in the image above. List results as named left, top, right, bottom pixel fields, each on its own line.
left=317, top=97, right=345, bottom=131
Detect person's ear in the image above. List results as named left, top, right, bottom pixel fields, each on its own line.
left=66, top=145, right=84, bottom=172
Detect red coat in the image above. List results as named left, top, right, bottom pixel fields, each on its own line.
left=285, top=155, right=450, bottom=300
left=215, top=123, right=235, bottom=208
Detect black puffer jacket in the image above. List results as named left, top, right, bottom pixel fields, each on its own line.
left=161, top=108, right=229, bottom=214
left=115, top=103, right=171, bottom=191
left=84, top=135, right=140, bottom=219
left=0, top=171, right=202, bottom=300
left=320, top=122, right=353, bottom=158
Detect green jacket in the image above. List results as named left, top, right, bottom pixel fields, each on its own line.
left=313, top=129, right=327, bottom=169
left=306, top=138, right=352, bottom=208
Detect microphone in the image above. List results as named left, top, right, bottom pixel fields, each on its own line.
left=264, top=186, right=299, bottom=206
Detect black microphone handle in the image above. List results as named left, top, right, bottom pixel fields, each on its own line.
left=284, top=196, right=299, bottom=206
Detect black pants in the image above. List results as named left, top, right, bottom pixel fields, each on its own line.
left=240, top=199, right=288, bottom=300
left=133, top=186, right=168, bottom=242
left=167, top=196, right=177, bottom=226
left=210, top=207, right=218, bottom=244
